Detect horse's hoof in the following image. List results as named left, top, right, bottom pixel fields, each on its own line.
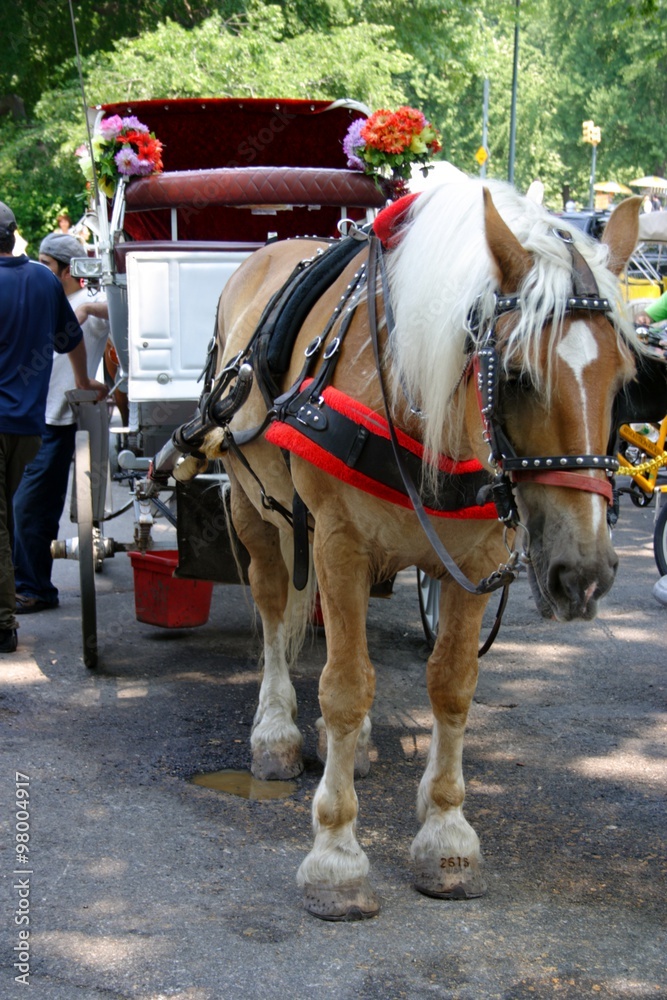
left=251, top=747, right=303, bottom=781
left=413, top=858, right=487, bottom=900
left=302, top=878, right=380, bottom=921
left=353, top=744, right=371, bottom=779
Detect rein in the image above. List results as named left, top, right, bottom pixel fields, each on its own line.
left=365, top=227, right=621, bottom=648
left=172, top=223, right=621, bottom=656
left=367, top=235, right=520, bottom=598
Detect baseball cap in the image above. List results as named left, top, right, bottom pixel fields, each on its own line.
left=0, top=201, right=17, bottom=237
left=39, top=232, right=86, bottom=265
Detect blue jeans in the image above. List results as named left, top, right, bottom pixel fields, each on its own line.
left=13, top=424, right=77, bottom=605
left=0, top=433, right=42, bottom=629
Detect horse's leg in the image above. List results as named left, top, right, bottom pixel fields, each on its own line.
left=297, top=528, right=379, bottom=920
left=227, top=473, right=304, bottom=779
left=411, top=576, right=490, bottom=899
left=316, top=712, right=373, bottom=779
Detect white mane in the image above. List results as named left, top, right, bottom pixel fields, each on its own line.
left=385, top=177, right=634, bottom=461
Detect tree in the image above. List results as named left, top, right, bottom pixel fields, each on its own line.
left=0, top=1, right=223, bottom=113
left=0, top=5, right=412, bottom=247
left=3, top=0, right=667, bottom=245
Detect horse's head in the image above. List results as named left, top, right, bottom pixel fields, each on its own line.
left=472, top=190, right=641, bottom=621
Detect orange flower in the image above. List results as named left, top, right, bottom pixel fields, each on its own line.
left=361, top=107, right=432, bottom=154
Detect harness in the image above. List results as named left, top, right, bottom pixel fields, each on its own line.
left=470, top=231, right=619, bottom=523
left=168, top=220, right=621, bottom=651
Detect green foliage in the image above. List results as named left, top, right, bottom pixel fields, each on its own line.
left=0, top=0, right=224, bottom=113
left=0, top=97, right=86, bottom=252
left=2, top=0, right=667, bottom=246
left=79, top=9, right=410, bottom=107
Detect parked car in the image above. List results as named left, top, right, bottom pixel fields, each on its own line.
left=556, top=207, right=666, bottom=298
left=555, top=208, right=611, bottom=240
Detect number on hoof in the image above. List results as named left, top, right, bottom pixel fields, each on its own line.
left=302, top=879, right=380, bottom=921
left=251, top=747, right=304, bottom=781
left=413, top=856, right=487, bottom=900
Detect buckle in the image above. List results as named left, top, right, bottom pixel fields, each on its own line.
left=305, top=336, right=322, bottom=358
left=323, top=337, right=341, bottom=360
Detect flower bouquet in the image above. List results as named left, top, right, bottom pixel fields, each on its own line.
left=343, top=106, right=442, bottom=200
left=77, top=115, right=164, bottom=198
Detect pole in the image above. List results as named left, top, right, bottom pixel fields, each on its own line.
left=589, top=144, right=597, bottom=209
left=481, top=78, right=490, bottom=178
left=508, top=0, right=520, bottom=184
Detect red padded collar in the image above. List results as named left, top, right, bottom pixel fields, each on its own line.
left=372, top=192, right=421, bottom=247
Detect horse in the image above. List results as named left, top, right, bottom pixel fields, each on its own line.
left=181, top=179, right=641, bottom=920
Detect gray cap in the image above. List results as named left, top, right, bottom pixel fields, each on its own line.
left=0, top=200, right=17, bottom=237
left=39, top=232, right=85, bottom=265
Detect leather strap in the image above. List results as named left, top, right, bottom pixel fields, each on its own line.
left=292, top=489, right=310, bottom=591
left=511, top=469, right=614, bottom=502
left=366, top=235, right=517, bottom=598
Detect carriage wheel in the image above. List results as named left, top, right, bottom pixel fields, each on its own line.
left=417, top=569, right=440, bottom=648
left=654, top=501, right=667, bottom=577
left=75, top=431, right=98, bottom=669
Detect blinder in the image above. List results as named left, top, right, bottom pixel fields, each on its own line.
left=471, top=228, right=619, bottom=524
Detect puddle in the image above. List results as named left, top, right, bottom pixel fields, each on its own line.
left=190, top=769, right=296, bottom=800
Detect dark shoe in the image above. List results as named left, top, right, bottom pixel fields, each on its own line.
left=15, top=594, right=59, bottom=615
left=0, top=629, right=17, bottom=653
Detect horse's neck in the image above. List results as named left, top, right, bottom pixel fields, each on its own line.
left=387, top=375, right=478, bottom=465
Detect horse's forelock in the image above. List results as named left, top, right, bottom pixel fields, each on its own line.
left=385, top=178, right=636, bottom=461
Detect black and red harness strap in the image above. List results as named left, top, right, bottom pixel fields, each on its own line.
left=267, top=381, right=497, bottom=520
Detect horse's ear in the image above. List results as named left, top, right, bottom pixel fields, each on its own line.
left=601, top=195, right=642, bottom=275
left=483, top=187, right=533, bottom=293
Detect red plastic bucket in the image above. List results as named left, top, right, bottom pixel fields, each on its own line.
left=129, top=549, right=213, bottom=628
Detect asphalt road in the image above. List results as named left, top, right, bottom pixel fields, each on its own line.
left=1, top=482, right=665, bottom=1000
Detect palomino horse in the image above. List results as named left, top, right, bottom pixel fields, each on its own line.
left=186, top=180, right=640, bottom=919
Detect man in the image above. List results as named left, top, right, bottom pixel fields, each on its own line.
left=0, top=203, right=107, bottom=653
left=635, top=291, right=667, bottom=330
left=13, top=233, right=111, bottom=618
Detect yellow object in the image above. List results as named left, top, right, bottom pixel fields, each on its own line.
left=474, top=146, right=488, bottom=166
left=616, top=418, right=667, bottom=497
left=594, top=181, right=632, bottom=195
left=623, top=277, right=663, bottom=301
left=582, top=120, right=601, bottom=145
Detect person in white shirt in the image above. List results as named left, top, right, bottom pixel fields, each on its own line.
left=13, top=233, right=111, bottom=613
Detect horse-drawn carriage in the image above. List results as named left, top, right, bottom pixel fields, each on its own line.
left=61, top=97, right=649, bottom=919
left=59, top=97, right=386, bottom=667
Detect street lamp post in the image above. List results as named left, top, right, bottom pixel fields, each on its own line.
left=508, top=0, right=520, bottom=185
left=582, top=120, right=601, bottom=208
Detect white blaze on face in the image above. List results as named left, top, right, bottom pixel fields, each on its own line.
left=556, top=319, right=602, bottom=532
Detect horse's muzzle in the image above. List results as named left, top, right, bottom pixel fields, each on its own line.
left=527, top=550, right=618, bottom=622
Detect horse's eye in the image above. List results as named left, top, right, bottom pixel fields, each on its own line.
left=504, top=370, right=533, bottom=394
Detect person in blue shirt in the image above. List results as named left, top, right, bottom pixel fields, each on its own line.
left=0, top=201, right=107, bottom=653
left=13, top=233, right=111, bottom=616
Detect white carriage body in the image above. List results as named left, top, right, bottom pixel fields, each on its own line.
left=125, top=248, right=253, bottom=403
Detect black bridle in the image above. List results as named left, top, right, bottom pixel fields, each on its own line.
left=367, top=227, right=621, bottom=601
left=469, top=229, right=620, bottom=527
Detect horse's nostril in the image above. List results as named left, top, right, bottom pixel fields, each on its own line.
left=548, top=563, right=580, bottom=606
left=548, top=557, right=617, bottom=617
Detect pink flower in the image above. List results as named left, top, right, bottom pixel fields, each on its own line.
left=99, top=115, right=124, bottom=140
